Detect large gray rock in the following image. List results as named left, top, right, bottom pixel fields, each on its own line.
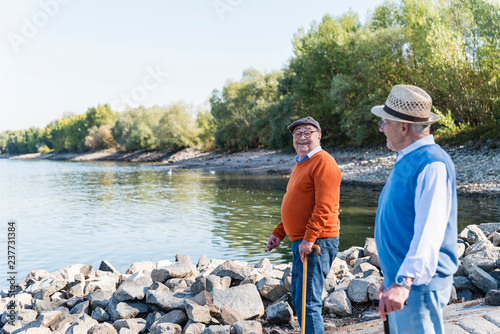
left=175, top=254, right=193, bottom=264
left=149, top=322, right=182, bottom=334
left=347, top=277, right=379, bottom=303
left=197, top=255, right=211, bottom=268
left=88, top=291, right=113, bottom=309
left=464, top=240, right=494, bottom=257
left=32, top=299, right=59, bottom=313
left=99, top=260, right=122, bottom=276
left=463, top=248, right=500, bottom=273
left=13, top=292, right=33, bottom=309
left=24, top=277, right=67, bottom=296
left=165, top=277, right=195, bottom=291
left=151, top=309, right=188, bottom=327
left=255, top=277, right=287, bottom=301
left=453, top=276, right=477, bottom=291
left=467, top=265, right=500, bottom=293
left=114, top=271, right=153, bottom=302
left=184, top=300, right=212, bottom=324
left=191, top=291, right=213, bottom=306
left=355, top=262, right=380, bottom=278
left=478, top=223, right=500, bottom=237
left=145, top=311, right=165, bottom=330
left=335, top=272, right=355, bottom=292
left=37, top=310, right=64, bottom=328
left=85, top=275, right=119, bottom=294
left=367, top=278, right=384, bottom=301
left=91, top=307, right=110, bottom=322
left=126, top=261, right=156, bottom=275
left=88, top=322, right=118, bottom=334
left=323, top=290, right=352, bottom=317
left=328, top=258, right=349, bottom=280
left=211, top=284, right=264, bottom=320
left=220, top=305, right=244, bottom=325
left=337, top=246, right=363, bottom=263
left=459, top=225, right=488, bottom=244
left=231, top=321, right=263, bottom=334
left=191, top=275, right=231, bottom=294
left=107, top=301, right=149, bottom=321
left=146, top=286, right=194, bottom=311
left=201, top=325, right=231, bottom=334
left=211, top=260, right=249, bottom=281
left=254, top=258, right=272, bottom=270
left=184, top=320, right=206, bottom=334
left=26, top=269, right=49, bottom=282
left=67, top=280, right=85, bottom=298
left=49, top=313, right=82, bottom=331
left=51, top=264, right=87, bottom=282
left=324, top=277, right=337, bottom=294
left=363, top=238, right=377, bottom=257
left=489, top=232, right=500, bottom=246
left=112, top=318, right=147, bottom=332
left=266, top=300, right=293, bottom=324
left=66, top=297, right=85, bottom=309
left=485, top=289, right=500, bottom=306
left=66, top=314, right=99, bottom=334
left=70, top=301, right=90, bottom=315
left=369, top=254, right=380, bottom=268
left=151, top=262, right=197, bottom=283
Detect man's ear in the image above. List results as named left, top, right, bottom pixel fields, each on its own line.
left=401, top=123, right=410, bottom=137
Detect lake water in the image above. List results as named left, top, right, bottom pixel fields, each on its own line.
left=0, top=159, right=498, bottom=289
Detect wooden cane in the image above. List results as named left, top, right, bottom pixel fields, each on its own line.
left=301, top=244, right=321, bottom=334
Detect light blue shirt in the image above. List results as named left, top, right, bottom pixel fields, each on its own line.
left=295, top=146, right=322, bottom=163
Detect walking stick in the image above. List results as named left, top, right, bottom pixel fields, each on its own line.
left=373, top=299, right=390, bottom=334
left=301, top=244, right=321, bottom=334
left=373, top=299, right=405, bottom=334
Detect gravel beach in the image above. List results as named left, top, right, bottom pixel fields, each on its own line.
left=6, top=143, right=500, bottom=197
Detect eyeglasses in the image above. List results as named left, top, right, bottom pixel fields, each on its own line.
left=293, top=130, right=318, bottom=139
left=378, top=120, right=398, bottom=129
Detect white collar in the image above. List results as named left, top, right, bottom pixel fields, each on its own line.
left=396, top=135, right=435, bottom=161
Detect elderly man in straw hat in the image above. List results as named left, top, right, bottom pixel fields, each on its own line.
left=372, top=85, right=458, bottom=333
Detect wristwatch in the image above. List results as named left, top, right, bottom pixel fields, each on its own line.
left=395, top=276, right=412, bottom=290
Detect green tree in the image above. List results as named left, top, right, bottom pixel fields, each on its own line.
left=210, top=68, right=281, bottom=150
left=155, top=103, right=200, bottom=149
left=85, top=104, right=119, bottom=129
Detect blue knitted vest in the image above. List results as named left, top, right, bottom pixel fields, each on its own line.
left=375, top=144, right=458, bottom=291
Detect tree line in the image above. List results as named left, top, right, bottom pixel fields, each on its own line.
left=0, top=103, right=213, bottom=154
left=1, top=0, right=498, bottom=155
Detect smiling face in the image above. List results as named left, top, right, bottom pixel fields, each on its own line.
left=292, top=124, right=321, bottom=159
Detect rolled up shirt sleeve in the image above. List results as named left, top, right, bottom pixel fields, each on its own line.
left=396, top=161, right=452, bottom=286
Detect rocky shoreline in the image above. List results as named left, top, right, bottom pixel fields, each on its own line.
left=2, top=223, right=500, bottom=334
left=4, top=144, right=500, bottom=197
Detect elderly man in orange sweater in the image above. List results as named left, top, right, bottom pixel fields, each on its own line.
left=265, top=116, right=341, bottom=334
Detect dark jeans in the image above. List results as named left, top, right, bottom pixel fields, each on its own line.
left=291, top=237, right=339, bottom=334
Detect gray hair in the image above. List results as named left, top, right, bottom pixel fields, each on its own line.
left=410, top=123, right=431, bottom=134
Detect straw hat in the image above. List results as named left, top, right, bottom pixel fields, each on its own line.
left=371, top=85, right=440, bottom=124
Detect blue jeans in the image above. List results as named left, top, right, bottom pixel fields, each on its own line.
left=388, top=285, right=451, bottom=334
left=291, top=237, right=339, bottom=334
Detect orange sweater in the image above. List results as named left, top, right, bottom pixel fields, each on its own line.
left=272, top=150, right=341, bottom=243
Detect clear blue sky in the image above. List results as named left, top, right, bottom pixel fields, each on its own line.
left=0, top=0, right=385, bottom=132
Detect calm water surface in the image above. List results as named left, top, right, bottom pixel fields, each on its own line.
left=0, top=159, right=498, bottom=289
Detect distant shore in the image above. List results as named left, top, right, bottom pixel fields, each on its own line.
left=3, top=144, right=499, bottom=197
